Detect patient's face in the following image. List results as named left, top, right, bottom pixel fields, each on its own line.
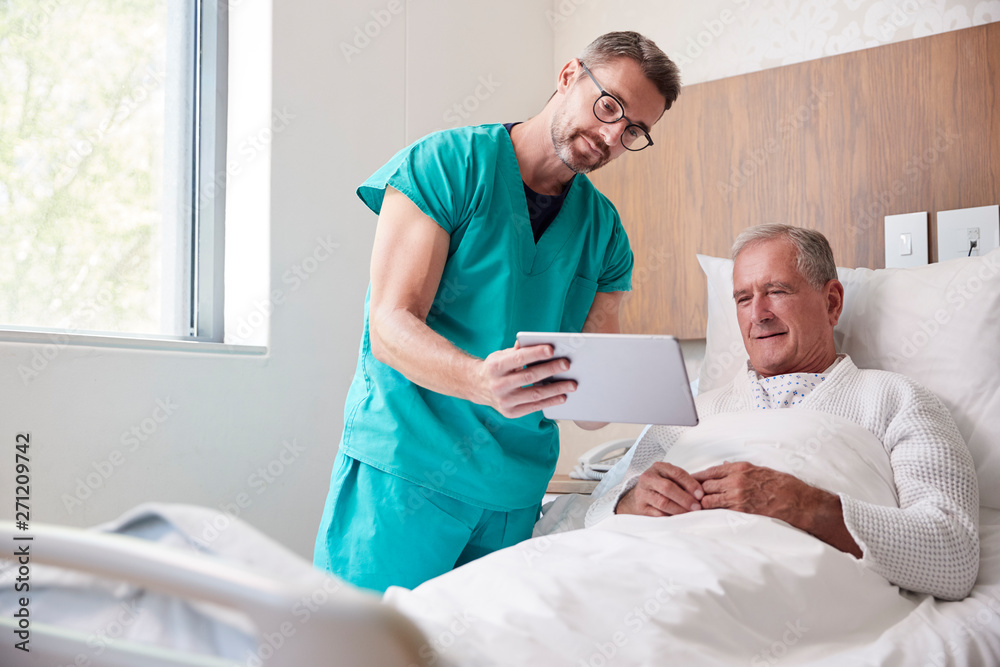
left=732, top=239, right=842, bottom=377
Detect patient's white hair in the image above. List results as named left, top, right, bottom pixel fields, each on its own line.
left=731, top=224, right=838, bottom=290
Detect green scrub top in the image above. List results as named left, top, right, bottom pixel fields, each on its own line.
left=342, top=123, right=633, bottom=511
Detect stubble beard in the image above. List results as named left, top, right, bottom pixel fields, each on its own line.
left=550, top=109, right=611, bottom=174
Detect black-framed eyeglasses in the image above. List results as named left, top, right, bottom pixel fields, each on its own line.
left=579, top=61, right=653, bottom=151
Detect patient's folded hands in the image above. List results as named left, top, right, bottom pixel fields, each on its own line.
left=694, top=461, right=862, bottom=557
left=614, top=461, right=705, bottom=517
left=616, top=459, right=863, bottom=557
left=695, top=461, right=812, bottom=522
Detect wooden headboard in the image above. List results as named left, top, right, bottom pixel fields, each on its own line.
left=591, top=22, right=1000, bottom=339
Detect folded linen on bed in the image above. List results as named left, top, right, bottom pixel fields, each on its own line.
left=661, top=409, right=899, bottom=508
left=534, top=409, right=898, bottom=539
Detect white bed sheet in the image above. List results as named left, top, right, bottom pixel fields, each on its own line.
left=1, top=501, right=997, bottom=666
left=384, top=506, right=1000, bottom=666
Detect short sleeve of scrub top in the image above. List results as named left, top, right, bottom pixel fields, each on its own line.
left=597, top=214, right=633, bottom=293
left=357, top=129, right=480, bottom=235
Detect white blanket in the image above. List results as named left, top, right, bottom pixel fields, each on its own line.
left=658, top=409, right=898, bottom=508
left=383, top=411, right=987, bottom=666
left=388, top=511, right=920, bottom=666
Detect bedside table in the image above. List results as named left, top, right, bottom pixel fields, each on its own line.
left=545, top=473, right=599, bottom=495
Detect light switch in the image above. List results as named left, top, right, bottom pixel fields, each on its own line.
left=900, top=232, right=912, bottom=256
left=936, top=205, right=1000, bottom=261
left=884, top=212, right=928, bottom=268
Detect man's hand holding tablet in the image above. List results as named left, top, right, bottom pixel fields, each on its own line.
left=515, top=332, right=699, bottom=426
left=471, top=341, right=578, bottom=419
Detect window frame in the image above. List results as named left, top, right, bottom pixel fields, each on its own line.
left=0, top=0, right=238, bottom=350
left=192, top=0, right=229, bottom=342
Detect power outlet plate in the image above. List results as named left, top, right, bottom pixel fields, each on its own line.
left=884, top=212, right=928, bottom=268
left=936, top=205, right=1000, bottom=261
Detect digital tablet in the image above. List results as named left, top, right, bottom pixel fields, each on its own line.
left=515, top=332, right=699, bottom=426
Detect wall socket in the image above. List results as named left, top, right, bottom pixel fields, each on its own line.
left=884, top=212, right=928, bottom=268
left=936, top=205, right=999, bottom=261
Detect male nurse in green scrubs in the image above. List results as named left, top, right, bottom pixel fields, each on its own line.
left=315, top=31, right=681, bottom=593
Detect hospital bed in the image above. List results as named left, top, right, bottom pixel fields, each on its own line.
left=0, top=505, right=428, bottom=666
left=2, top=249, right=999, bottom=665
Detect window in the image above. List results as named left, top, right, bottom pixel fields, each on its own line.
left=0, top=0, right=227, bottom=341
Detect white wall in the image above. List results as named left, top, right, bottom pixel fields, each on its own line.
left=0, top=0, right=552, bottom=559
left=406, top=2, right=554, bottom=141
left=552, top=0, right=1000, bottom=86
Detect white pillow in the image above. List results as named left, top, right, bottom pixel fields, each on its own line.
left=696, top=249, right=1000, bottom=509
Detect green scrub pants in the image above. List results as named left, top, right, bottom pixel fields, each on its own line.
left=314, top=452, right=540, bottom=594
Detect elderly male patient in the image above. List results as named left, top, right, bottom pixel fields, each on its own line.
left=585, top=224, right=979, bottom=600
